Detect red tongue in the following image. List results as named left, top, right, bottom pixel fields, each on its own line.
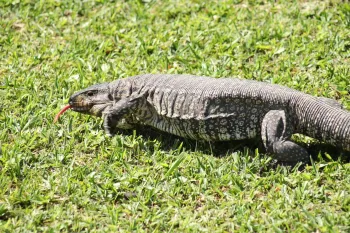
left=54, top=105, right=72, bottom=123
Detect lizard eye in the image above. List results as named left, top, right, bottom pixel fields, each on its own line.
left=87, top=91, right=94, bottom=97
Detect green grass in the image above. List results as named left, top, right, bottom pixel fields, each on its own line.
left=1, top=0, right=350, bottom=232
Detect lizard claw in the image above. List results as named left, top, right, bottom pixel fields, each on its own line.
left=103, top=123, right=116, bottom=137
left=102, top=112, right=114, bottom=137
left=103, top=116, right=115, bottom=137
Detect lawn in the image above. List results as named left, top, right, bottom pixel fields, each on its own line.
left=1, top=0, right=350, bottom=232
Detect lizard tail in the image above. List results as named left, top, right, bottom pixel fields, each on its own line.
left=293, top=96, right=350, bottom=151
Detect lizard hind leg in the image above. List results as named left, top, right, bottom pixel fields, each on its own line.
left=261, top=110, right=309, bottom=165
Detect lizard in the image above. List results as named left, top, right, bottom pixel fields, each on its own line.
left=55, top=74, right=350, bottom=165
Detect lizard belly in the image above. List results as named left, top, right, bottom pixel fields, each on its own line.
left=141, top=94, right=275, bottom=141
left=145, top=114, right=261, bottom=141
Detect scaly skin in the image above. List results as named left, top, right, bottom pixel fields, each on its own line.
left=67, top=74, right=350, bottom=164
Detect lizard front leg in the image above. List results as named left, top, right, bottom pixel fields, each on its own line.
left=103, top=95, right=144, bottom=137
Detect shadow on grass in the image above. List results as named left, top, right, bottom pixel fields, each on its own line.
left=114, top=126, right=350, bottom=165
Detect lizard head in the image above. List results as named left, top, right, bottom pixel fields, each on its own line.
left=68, top=83, right=113, bottom=117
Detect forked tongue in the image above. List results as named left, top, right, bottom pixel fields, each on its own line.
left=54, top=105, right=72, bottom=123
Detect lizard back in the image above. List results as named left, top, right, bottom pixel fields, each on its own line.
left=111, top=74, right=301, bottom=140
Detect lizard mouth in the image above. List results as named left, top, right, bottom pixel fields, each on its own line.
left=69, top=102, right=93, bottom=112
left=70, top=101, right=111, bottom=116
left=71, top=105, right=92, bottom=112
